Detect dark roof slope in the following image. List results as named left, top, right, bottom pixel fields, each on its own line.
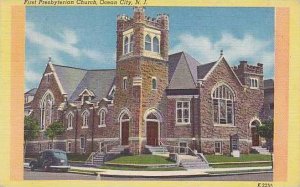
left=25, top=88, right=37, bottom=95
left=264, top=79, right=274, bottom=89
left=52, top=64, right=115, bottom=102
left=69, top=70, right=116, bottom=102
left=167, top=52, right=201, bottom=89
left=197, top=61, right=217, bottom=79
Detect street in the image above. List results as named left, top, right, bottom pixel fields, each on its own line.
left=24, top=169, right=273, bottom=181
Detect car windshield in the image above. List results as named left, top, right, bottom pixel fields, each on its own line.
left=53, top=151, right=67, bottom=160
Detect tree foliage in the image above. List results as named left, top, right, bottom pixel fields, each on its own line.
left=24, top=116, right=40, bottom=142
left=257, top=119, right=274, bottom=139
left=45, top=121, right=65, bottom=143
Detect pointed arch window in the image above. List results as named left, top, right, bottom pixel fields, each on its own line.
left=67, top=113, right=74, bottom=130
left=212, top=84, right=234, bottom=125
left=40, top=92, right=54, bottom=131
left=129, top=35, right=134, bottom=53
left=124, top=36, right=129, bottom=54
left=98, top=108, right=107, bottom=127
left=145, top=34, right=152, bottom=51
left=82, top=110, right=89, bottom=128
left=153, top=36, right=160, bottom=53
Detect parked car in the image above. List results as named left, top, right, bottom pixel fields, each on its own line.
left=29, top=149, right=70, bottom=172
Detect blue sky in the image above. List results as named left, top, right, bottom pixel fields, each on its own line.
left=26, top=7, right=274, bottom=91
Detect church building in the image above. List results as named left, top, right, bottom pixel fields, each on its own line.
left=26, top=7, right=265, bottom=155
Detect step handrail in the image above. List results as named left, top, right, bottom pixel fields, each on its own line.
left=85, top=152, right=96, bottom=165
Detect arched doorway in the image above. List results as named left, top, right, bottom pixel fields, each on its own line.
left=119, top=110, right=130, bottom=145
left=250, top=120, right=261, bottom=146
left=144, top=109, right=162, bottom=146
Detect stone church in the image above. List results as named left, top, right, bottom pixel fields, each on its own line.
left=26, top=7, right=265, bottom=156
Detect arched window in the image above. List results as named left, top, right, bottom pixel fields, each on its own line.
left=40, top=92, right=54, bottom=131
left=82, top=110, right=89, bottom=128
left=212, top=84, right=234, bottom=124
left=153, top=36, right=159, bottom=53
left=151, top=77, right=157, bottom=90
left=67, top=113, right=74, bottom=129
left=145, top=34, right=151, bottom=51
left=124, top=36, right=129, bottom=54
left=98, top=108, right=107, bottom=127
left=129, top=35, right=134, bottom=52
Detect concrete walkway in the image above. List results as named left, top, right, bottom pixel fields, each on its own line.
left=70, top=166, right=272, bottom=178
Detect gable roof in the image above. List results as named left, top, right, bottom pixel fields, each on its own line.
left=168, top=52, right=201, bottom=89
left=25, top=88, right=37, bottom=95
left=197, top=61, right=217, bottom=79
left=50, top=64, right=115, bottom=102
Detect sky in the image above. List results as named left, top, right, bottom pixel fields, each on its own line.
left=26, top=7, right=274, bottom=91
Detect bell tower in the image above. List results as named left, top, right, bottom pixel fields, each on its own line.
left=114, top=7, right=169, bottom=154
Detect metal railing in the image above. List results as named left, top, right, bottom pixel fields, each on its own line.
left=159, top=141, right=209, bottom=164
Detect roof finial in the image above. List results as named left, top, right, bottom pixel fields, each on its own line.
left=48, top=57, right=52, bottom=63
left=220, top=49, right=223, bottom=57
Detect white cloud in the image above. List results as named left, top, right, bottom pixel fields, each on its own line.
left=26, top=22, right=107, bottom=63
left=171, top=32, right=274, bottom=78
left=26, top=69, right=42, bottom=83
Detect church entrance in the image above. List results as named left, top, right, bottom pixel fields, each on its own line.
left=121, top=121, right=129, bottom=145
left=120, top=113, right=130, bottom=145
left=146, top=121, right=159, bottom=146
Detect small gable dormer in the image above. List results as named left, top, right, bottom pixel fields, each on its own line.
left=79, top=89, right=95, bottom=104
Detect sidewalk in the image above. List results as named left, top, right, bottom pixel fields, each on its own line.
left=70, top=166, right=272, bottom=178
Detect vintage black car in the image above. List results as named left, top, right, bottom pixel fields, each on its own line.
left=29, top=149, right=70, bottom=172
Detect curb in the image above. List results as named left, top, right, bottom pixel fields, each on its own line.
left=98, top=173, right=210, bottom=178
left=208, top=170, right=273, bottom=176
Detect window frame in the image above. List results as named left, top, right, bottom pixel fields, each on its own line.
left=145, top=34, right=152, bottom=51
left=98, top=108, right=107, bottom=127
left=124, top=36, right=129, bottom=54
left=214, top=141, right=222, bottom=155
left=67, top=112, right=74, bottom=130
left=152, top=36, right=160, bottom=53
left=212, top=84, right=235, bottom=126
left=66, top=141, right=71, bottom=153
left=40, top=91, right=54, bottom=131
left=48, top=142, right=53, bottom=150
left=250, top=78, right=259, bottom=89
left=80, top=137, right=85, bottom=150
left=176, top=100, right=191, bottom=125
left=129, top=34, right=134, bottom=53
left=123, top=76, right=128, bottom=90
left=151, top=77, right=157, bottom=90
left=81, top=110, right=89, bottom=129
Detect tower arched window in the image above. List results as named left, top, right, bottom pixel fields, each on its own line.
left=212, top=84, right=234, bottom=125
left=98, top=108, right=107, bottom=127
left=153, top=36, right=159, bottom=53
left=129, top=35, right=134, bottom=52
left=124, top=36, right=129, bottom=54
left=40, top=92, right=54, bottom=131
left=145, top=34, right=152, bottom=51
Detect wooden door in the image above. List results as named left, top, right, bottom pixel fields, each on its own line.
left=147, top=122, right=158, bottom=146
left=121, top=122, right=129, bottom=145
left=251, top=127, right=260, bottom=146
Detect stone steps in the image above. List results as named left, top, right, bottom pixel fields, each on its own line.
left=145, top=145, right=169, bottom=155
left=252, top=146, right=271, bottom=155
left=178, top=154, right=210, bottom=169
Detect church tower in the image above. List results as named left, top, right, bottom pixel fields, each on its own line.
left=114, top=7, right=169, bottom=154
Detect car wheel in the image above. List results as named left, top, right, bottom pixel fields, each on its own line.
left=30, top=163, right=35, bottom=171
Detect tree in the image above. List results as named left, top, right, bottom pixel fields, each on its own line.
left=24, top=116, right=40, bottom=156
left=257, top=119, right=274, bottom=152
left=45, top=121, right=65, bottom=149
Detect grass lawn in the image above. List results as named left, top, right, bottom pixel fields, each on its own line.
left=107, top=155, right=175, bottom=164
left=100, top=165, right=185, bottom=171
left=205, top=154, right=272, bottom=168
left=205, top=154, right=272, bottom=163
left=67, top=153, right=90, bottom=162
